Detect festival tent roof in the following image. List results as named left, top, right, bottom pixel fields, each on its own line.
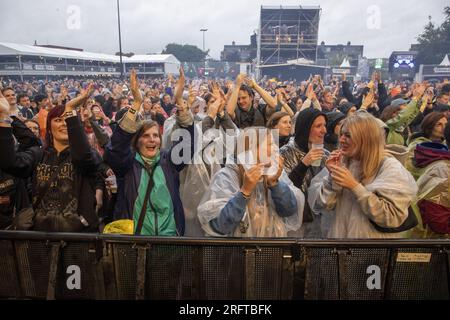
left=0, top=42, right=179, bottom=64
left=440, top=54, right=450, bottom=66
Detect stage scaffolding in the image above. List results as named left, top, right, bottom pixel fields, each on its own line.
left=256, top=5, right=321, bottom=78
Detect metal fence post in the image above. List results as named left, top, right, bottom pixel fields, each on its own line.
left=135, top=244, right=150, bottom=300
left=244, top=248, right=257, bottom=300
left=46, top=241, right=64, bottom=300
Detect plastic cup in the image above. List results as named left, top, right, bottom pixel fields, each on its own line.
left=311, top=143, right=324, bottom=167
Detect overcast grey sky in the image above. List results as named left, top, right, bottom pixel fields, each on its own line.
left=0, top=0, right=447, bottom=59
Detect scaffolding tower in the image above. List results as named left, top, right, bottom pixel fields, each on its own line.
left=257, top=5, right=321, bottom=71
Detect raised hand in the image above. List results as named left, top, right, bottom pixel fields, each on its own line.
left=306, top=83, right=316, bottom=101
left=236, top=73, right=246, bottom=86
left=244, top=77, right=257, bottom=89
left=211, top=81, right=221, bottom=97
left=187, top=85, right=197, bottom=108
left=0, top=89, right=10, bottom=115
left=325, top=150, right=342, bottom=172
left=361, top=87, right=375, bottom=109
left=65, top=83, right=94, bottom=111
left=302, top=148, right=325, bottom=167
left=265, top=155, right=283, bottom=188
left=329, top=165, right=359, bottom=190
left=130, top=69, right=143, bottom=105
left=413, top=83, right=427, bottom=99
left=241, top=164, right=265, bottom=196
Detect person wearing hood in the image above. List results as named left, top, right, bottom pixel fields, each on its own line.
left=324, top=111, right=346, bottom=152
left=337, top=101, right=357, bottom=118
left=406, top=112, right=448, bottom=179
left=409, top=122, right=450, bottom=238
left=197, top=127, right=304, bottom=237
left=280, top=108, right=328, bottom=238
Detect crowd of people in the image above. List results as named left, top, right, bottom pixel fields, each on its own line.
left=0, top=69, right=449, bottom=239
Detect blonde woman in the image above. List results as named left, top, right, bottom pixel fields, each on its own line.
left=308, top=113, right=418, bottom=239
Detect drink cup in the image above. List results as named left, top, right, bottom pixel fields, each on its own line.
left=311, top=143, right=324, bottom=167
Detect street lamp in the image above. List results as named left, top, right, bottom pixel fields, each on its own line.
left=200, top=28, right=208, bottom=53
left=117, top=0, right=124, bottom=78
left=200, top=28, right=208, bottom=77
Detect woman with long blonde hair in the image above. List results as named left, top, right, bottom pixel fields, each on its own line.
left=308, top=112, right=418, bottom=238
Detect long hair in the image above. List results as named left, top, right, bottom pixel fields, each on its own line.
left=44, top=105, right=65, bottom=149
left=341, top=113, right=386, bottom=184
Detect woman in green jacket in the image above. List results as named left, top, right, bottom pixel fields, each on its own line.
left=384, top=85, right=429, bottom=146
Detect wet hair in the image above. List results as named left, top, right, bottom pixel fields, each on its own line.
left=266, top=112, right=290, bottom=129
left=421, top=112, right=447, bottom=139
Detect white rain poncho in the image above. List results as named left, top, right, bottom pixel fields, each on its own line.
left=162, top=114, right=238, bottom=237
left=197, top=163, right=304, bottom=238
left=308, top=156, right=418, bottom=239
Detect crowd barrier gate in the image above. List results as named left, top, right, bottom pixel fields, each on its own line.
left=0, top=231, right=449, bottom=300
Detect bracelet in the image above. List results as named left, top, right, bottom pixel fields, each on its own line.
left=63, top=110, right=77, bottom=118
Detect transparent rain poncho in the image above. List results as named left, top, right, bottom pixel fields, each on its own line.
left=197, top=163, right=304, bottom=238
left=162, top=114, right=237, bottom=237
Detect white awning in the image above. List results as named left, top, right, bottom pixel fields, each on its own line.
left=0, top=42, right=180, bottom=65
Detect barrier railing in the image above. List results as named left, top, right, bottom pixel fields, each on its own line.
left=0, top=231, right=449, bottom=300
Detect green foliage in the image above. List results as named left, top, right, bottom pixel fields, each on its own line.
left=162, top=43, right=208, bottom=62
left=416, top=7, right=450, bottom=64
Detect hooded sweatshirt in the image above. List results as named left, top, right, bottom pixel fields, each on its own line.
left=280, top=108, right=329, bottom=238
left=324, top=111, right=345, bottom=152
left=414, top=142, right=450, bottom=169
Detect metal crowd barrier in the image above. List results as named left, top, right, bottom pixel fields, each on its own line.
left=0, top=231, right=449, bottom=300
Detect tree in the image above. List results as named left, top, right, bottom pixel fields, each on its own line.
left=416, top=7, right=450, bottom=65
left=162, top=43, right=208, bottom=62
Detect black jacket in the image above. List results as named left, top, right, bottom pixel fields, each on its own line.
left=0, top=116, right=101, bottom=232
left=0, top=117, right=42, bottom=229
